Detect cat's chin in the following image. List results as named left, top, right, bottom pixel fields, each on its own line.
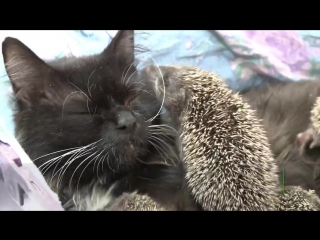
left=111, top=138, right=149, bottom=167
left=124, top=144, right=143, bottom=159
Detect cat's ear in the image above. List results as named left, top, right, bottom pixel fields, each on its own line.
left=2, top=37, right=59, bottom=106
left=102, top=30, right=135, bottom=67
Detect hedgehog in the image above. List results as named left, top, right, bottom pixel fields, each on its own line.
left=308, top=96, right=320, bottom=149
left=121, top=187, right=320, bottom=211
left=122, top=193, right=166, bottom=211
left=117, top=65, right=320, bottom=211
left=115, top=65, right=278, bottom=211
left=279, top=186, right=320, bottom=211
left=311, top=97, right=320, bottom=134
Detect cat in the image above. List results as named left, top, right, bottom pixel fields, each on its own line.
left=240, top=75, right=320, bottom=196
left=2, top=30, right=199, bottom=211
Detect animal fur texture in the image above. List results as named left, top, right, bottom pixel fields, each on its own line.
left=279, top=187, right=320, bottom=211
left=118, top=65, right=320, bottom=211
left=311, top=97, right=320, bottom=135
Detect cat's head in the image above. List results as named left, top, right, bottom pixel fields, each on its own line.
left=2, top=30, right=162, bottom=179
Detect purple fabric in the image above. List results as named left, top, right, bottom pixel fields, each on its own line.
left=0, top=139, right=63, bottom=210
left=216, top=30, right=320, bottom=83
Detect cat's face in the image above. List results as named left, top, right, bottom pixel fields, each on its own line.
left=2, top=30, right=162, bottom=178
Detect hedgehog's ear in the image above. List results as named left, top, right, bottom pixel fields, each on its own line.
left=101, top=30, right=135, bottom=67
left=296, top=128, right=320, bottom=153
left=2, top=37, right=60, bottom=107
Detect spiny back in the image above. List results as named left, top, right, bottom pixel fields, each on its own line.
left=175, top=67, right=279, bottom=210
left=311, top=97, right=320, bottom=134
left=279, top=187, right=320, bottom=211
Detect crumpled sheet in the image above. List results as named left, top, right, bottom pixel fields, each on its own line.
left=1, top=30, right=320, bottom=210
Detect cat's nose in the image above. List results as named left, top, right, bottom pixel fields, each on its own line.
left=116, top=110, right=137, bottom=131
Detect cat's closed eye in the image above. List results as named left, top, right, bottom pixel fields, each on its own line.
left=125, top=90, right=142, bottom=107
left=63, top=109, right=91, bottom=115
left=65, top=105, right=93, bottom=115
left=77, top=111, right=91, bottom=115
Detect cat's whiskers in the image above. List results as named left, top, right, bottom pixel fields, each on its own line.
left=126, top=81, right=146, bottom=90
left=45, top=153, right=75, bottom=178
left=67, top=79, right=91, bottom=102
left=145, top=58, right=165, bottom=123
left=107, top=150, right=116, bottom=173
left=149, top=133, right=175, bottom=146
left=32, top=146, right=86, bottom=162
left=66, top=80, right=92, bottom=116
left=68, top=150, right=100, bottom=188
left=125, top=63, right=156, bottom=87
left=51, top=144, right=99, bottom=188
left=100, top=153, right=108, bottom=173
left=96, top=150, right=108, bottom=181
left=76, top=149, right=105, bottom=192
left=56, top=147, right=95, bottom=188
left=121, top=58, right=140, bottom=85
left=111, top=146, right=117, bottom=160
left=38, top=144, right=93, bottom=173
left=133, top=148, right=151, bottom=164
left=147, top=124, right=178, bottom=134
left=148, top=131, right=175, bottom=143
left=129, top=87, right=153, bottom=97
left=38, top=146, right=92, bottom=183
left=62, top=91, right=91, bottom=118
left=87, top=69, right=96, bottom=99
left=146, top=123, right=178, bottom=166
left=38, top=153, right=63, bottom=170
left=39, top=157, right=62, bottom=175
left=93, top=148, right=106, bottom=174
left=148, top=140, right=168, bottom=164
left=147, top=125, right=177, bottom=135
left=135, top=156, right=148, bottom=164
left=148, top=135, right=178, bottom=165
left=148, top=129, right=176, bottom=138
left=36, top=139, right=102, bottom=188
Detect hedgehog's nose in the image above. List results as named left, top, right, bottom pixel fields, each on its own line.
left=116, top=110, right=137, bottom=132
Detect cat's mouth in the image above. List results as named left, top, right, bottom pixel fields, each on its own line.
left=124, top=141, right=143, bottom=156
left=112, top=128, right=150, bottom=162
